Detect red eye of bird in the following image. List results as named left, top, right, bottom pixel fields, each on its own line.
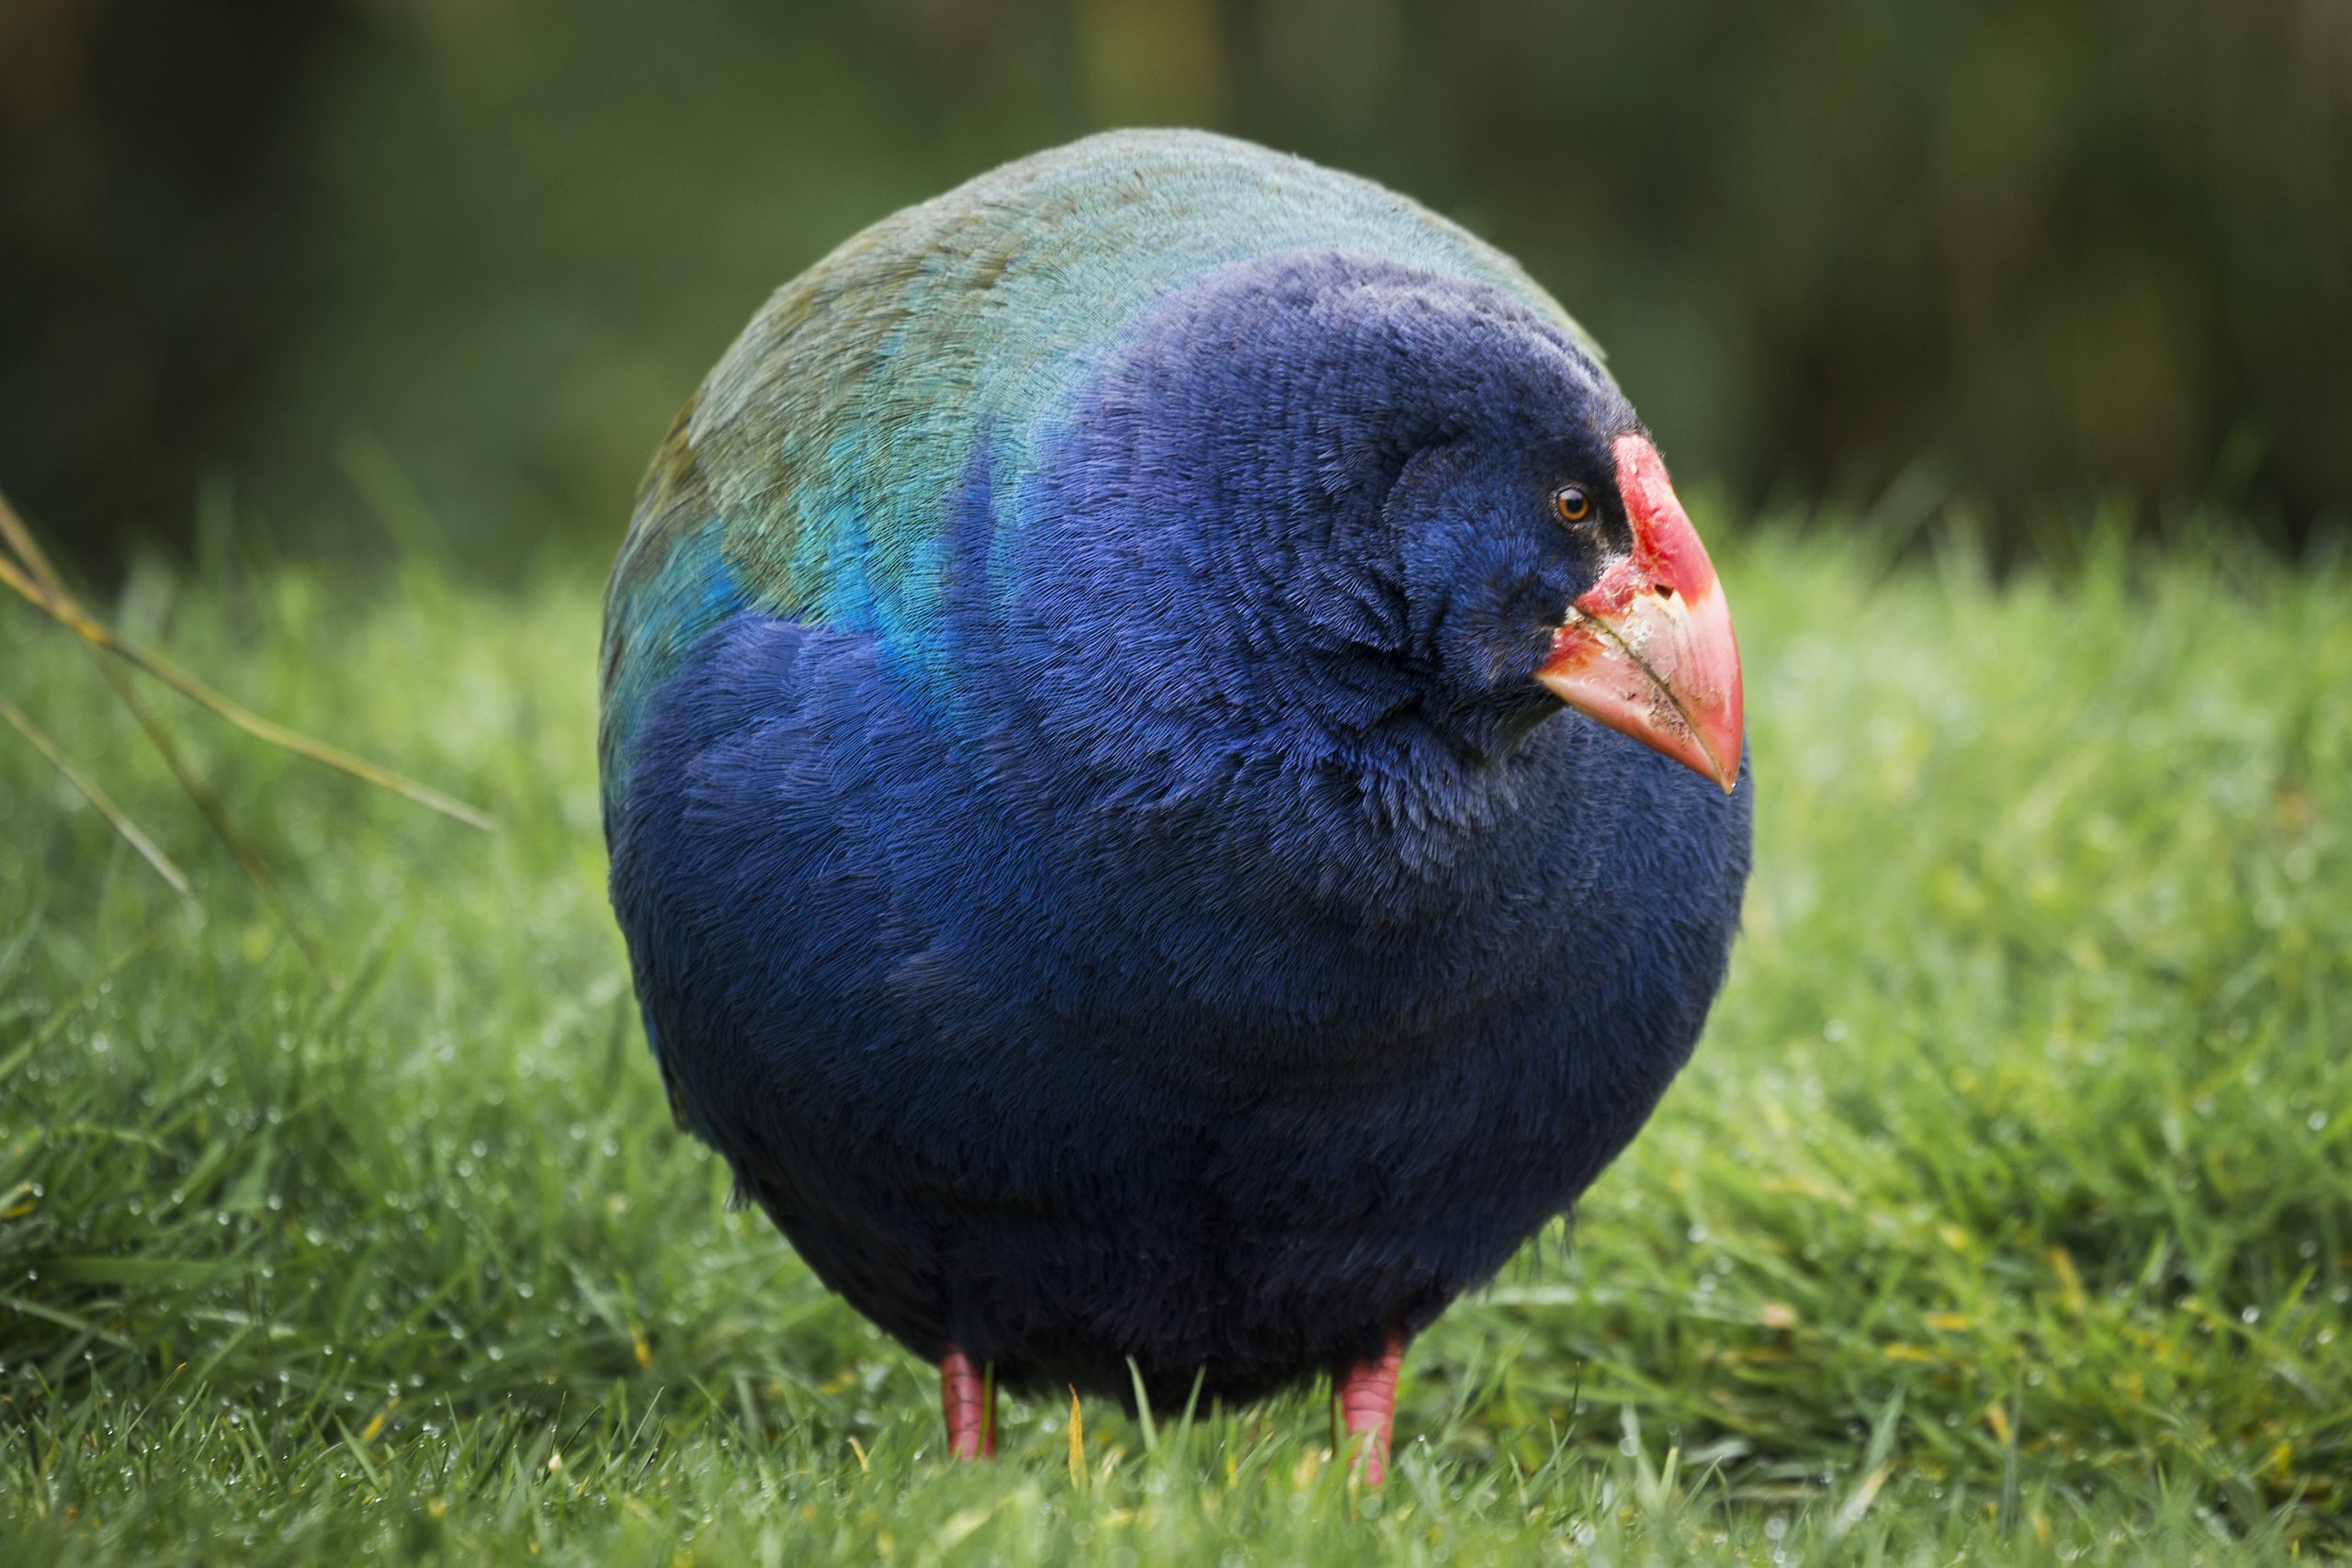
left=1553, top=485, right=1593, bottom=525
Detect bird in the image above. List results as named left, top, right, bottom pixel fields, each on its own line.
left=600, top=130, right=1750, bottom=1483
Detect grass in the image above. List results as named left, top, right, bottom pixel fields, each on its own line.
left=2, top=518, right=2346, bottom=1563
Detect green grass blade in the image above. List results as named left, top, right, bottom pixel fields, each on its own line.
left=0, top=691, right=191, bottom=896
left=0, top=492, right=493, bottom=830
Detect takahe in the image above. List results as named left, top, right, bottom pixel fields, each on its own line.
left=602, top=130, right=1750, bottom=1482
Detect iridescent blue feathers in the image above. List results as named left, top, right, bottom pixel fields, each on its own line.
left=600, top=130, right=1592, bottom=820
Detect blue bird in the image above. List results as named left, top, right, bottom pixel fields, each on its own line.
left=601, top=130, right=1750, bottom=1480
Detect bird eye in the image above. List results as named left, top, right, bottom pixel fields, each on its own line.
left=1553, top=485, right=1593, bottom=525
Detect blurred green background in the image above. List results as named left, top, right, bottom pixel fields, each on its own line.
left=4, top=0, right=2347, bottom=571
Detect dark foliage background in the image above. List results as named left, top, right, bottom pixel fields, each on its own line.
left=4, top=0, right=2346, bottom=570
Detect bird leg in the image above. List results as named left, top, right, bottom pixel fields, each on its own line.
left=940, top=1346, right=996, bottom=1459
left=1333, top=1332, right=1405, bottom=1485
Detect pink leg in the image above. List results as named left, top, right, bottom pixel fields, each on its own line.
left=1334, top=1333, right=1406, bottom=1485
left=940, top=1346, right=996, bottom=1460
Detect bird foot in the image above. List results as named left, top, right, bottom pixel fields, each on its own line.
left=941, top=1347, right=996, bottom=1459
left=1334, top=1333, right=1406, bottom=1485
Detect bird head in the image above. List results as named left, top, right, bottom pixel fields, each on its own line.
left=1015, top=250, right=1743, bottom=796
left=1377, top=353, right=1744, bottom=792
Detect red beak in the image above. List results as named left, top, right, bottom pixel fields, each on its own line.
left=1536, top=435, right=1744, bottom=793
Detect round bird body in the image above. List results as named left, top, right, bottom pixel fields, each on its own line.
left=602, top=131, right=1752, bottom=1456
